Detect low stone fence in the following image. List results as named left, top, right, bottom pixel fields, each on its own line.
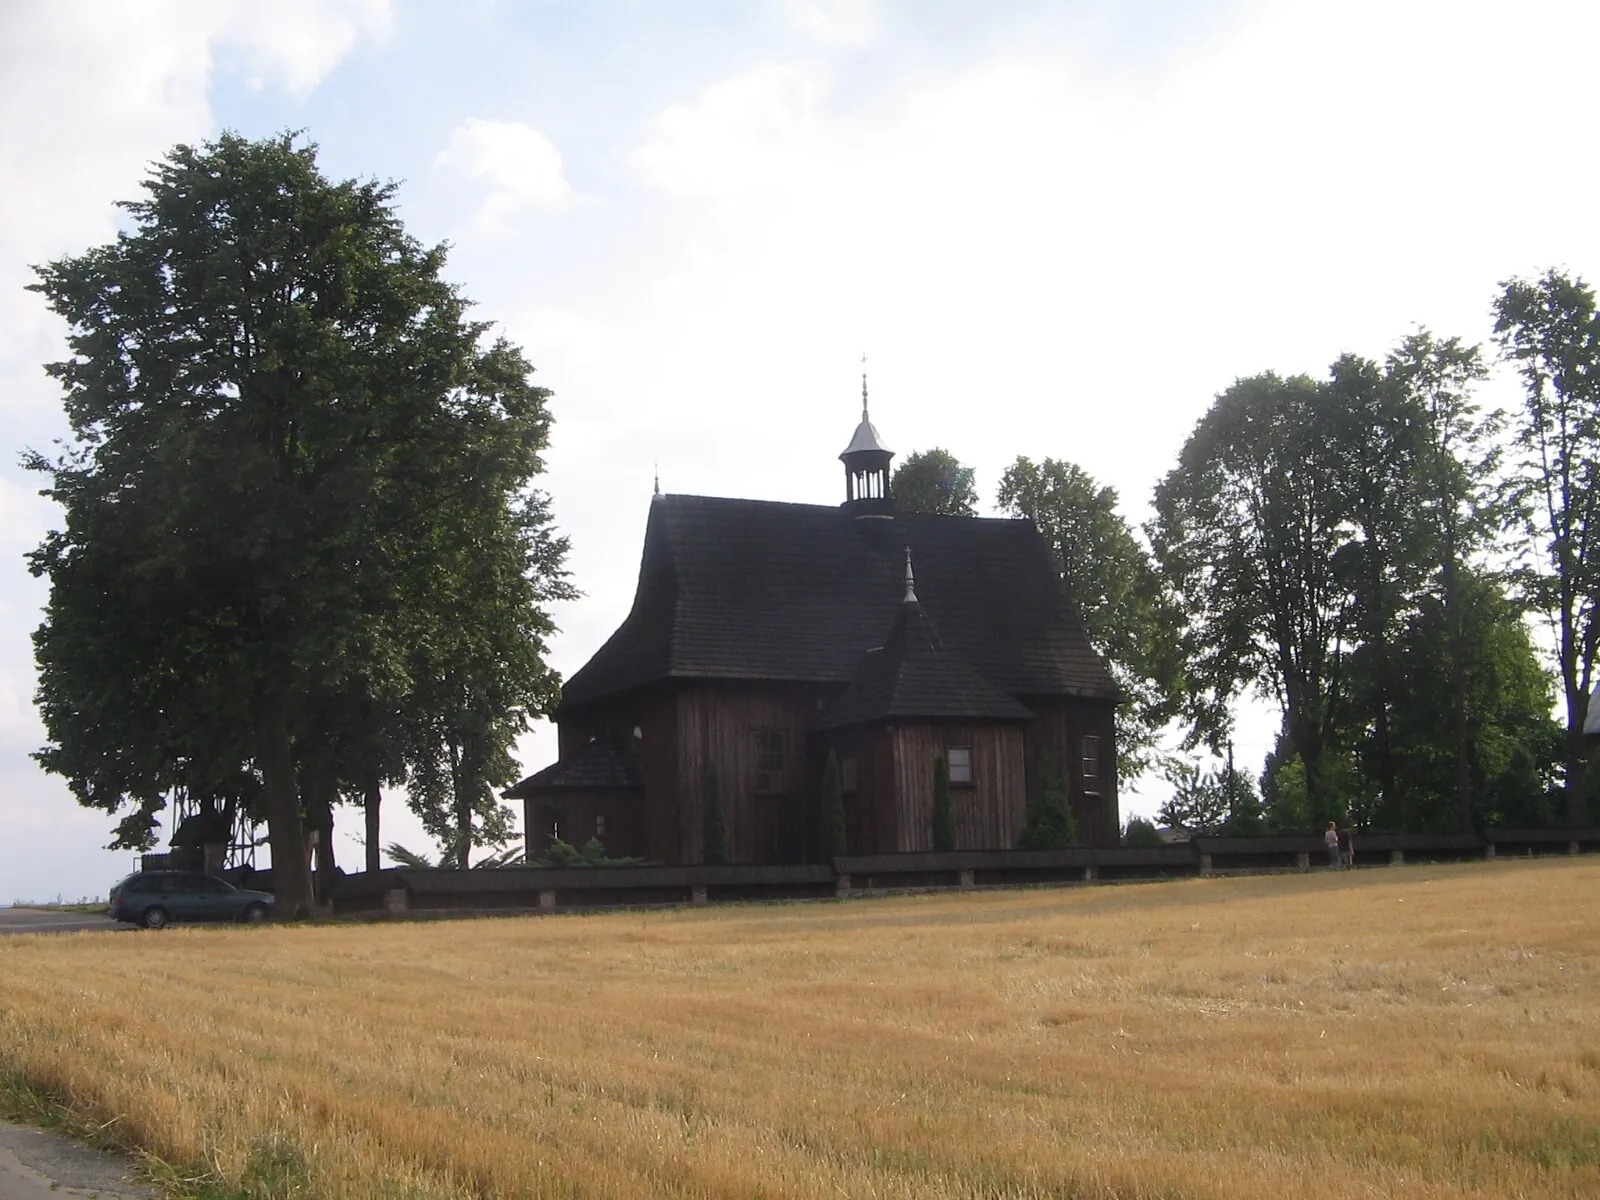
left=224, top=827, right=1600, bottom=915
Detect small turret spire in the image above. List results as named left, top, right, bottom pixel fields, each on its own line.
left=862, top=370, right=869, bottom=422
left=903, top=545, right=918, bottom=604
left=652, top=463, right=662, bottom=502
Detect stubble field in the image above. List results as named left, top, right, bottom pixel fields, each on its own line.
left=1, top=860, right=1597, bottom=1199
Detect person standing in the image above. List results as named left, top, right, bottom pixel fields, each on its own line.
left=1325, top=821, right=1341, bottom=868
left=1338, top=825, right=1354, bottom=869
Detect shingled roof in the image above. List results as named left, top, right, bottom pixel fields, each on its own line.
left=558, top=495, right=1117, bottom=710
left=815, top=599, right=1036, bottom=729
left=503, top=741, right=640, bottom=799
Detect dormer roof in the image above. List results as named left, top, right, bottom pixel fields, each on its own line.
left=815, top=599, right=1036, bottom=730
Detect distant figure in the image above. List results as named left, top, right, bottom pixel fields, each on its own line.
left=1325, top=822, right=1341, bottom=868
left=1338, top=826, right=1354, bottom=869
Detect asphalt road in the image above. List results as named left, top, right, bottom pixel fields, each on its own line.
left=0, top=1121, right=151, bottom=1199
left=0, top=909, right=121, bottom=936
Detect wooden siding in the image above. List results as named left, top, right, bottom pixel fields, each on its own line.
left=523, top=789, right=647, bottom=860
left=673, top=682, right=840, bottom=864
left=556, top=685, right=678, bottom=861
left=1021, top=696, right=1119, bottom=846
left=885, top=724, right=1027, bottom=852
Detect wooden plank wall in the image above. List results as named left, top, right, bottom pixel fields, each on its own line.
left=886, top=724, right=1027, bottom=852
left=1021, top=696, right=1119, bottom=846
left=554, top=687, right=678, bottom=861
left=674, top=682, right=836, bottom=864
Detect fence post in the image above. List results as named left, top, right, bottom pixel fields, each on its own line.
left=834, top=873, right=851, bottom=898
left=691, top=885, right=708, bottom=905
left=957, top=869, right=975, bottom=888
left=1295, top=851, right=1310, bottom=872
left=1199, top=853, right=1213, bottom=877
left=383, top=887, right=407, bottom=916
left=1483, top=843, right=1495, bottom=861
left=1389, top=850, right=1404, bottom=866
left=538, top=889, right=556, bottom=912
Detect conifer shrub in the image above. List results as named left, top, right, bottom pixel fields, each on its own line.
left=821, top=751, right=848, bottom=857
left=702, top=761, right=730, bottom=864
left=1018, top=758, right=1076, bottom=849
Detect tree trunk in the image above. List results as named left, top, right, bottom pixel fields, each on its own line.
left=253, top=680, right=314, bottom=919
left=364, top=769, right=382, bottom=874
left=1565, top=721, right=1590, bottom=828
left=448, top=736, right=470, bottom=869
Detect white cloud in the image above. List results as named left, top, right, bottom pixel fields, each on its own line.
left=631, top=65, right=827, bottom=201
left=781, top=0, right=880, bottom=46
left=435, top=118, right=575, bottom=231
left=215, top=0, right=391, bottom=95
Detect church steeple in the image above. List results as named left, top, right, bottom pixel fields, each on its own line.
left=840, top=373, right=895, bottom=517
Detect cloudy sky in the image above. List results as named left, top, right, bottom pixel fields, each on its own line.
left=3, top=0, right=1597, bottom=902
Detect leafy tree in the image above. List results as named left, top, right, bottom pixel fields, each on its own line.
left=1017, top=757, right=1076, bottom=848
left=1156, top=761, right=1229, bottom=833
left=1386, top=332, right=1497, bottom=827
left=1121, top=816, right=1166, bottom=848
left=998, top=457, right=1184, bottom=774
left=931, top=754, right=956, bottom=851
left=1158, top=758, right=1261, bottom=834
left=26, top=133, right=569, bottom=915
left=1493, top=270, right=1600, bottom=826
left=1384, top=571, right=1563, bottom=831
left=1152, top=374, right=1355, bottom=826
left=892, top=448, right=977, bottom=516
left=702, top=761, right=730, bottom=864
left=820, top=751, right=847, bottom=858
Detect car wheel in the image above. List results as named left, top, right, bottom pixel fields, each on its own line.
left=141, top=906, right=171, bottom=930
left=241, top=903, right=269, bottom=924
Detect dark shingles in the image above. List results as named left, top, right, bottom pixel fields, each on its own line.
left=559, top=496, right=1116, bottom=710
left=815, top=601, right=1037, bottom=729
left=503, top=742, right=641, bottom=798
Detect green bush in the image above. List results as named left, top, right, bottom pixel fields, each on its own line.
left=1122, top=816, right=1166, bottom=848
left=1018, top=758, right=1076, bottom=849
left=821, top=751, right=847, bottom=857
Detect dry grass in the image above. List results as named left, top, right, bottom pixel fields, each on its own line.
left=2, top=860, right=1598, bottom=1199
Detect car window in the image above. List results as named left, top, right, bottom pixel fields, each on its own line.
left=156, top=875, right=181, bottom=894
left=123, top=875, right=150, bottom=893
left=181, top=874, right=221, bottom=893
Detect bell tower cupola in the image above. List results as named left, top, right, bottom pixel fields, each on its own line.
left=840, top=374, right=894, bottom=517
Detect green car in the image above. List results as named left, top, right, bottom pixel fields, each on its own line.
left=108, top=871, right=274, bottom=929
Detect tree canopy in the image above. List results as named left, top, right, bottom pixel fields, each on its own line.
left=27, top=133, right=571, bottom=914
left=891, top=448, right=978, bottom=516
left=999, top=457, right=1184, bottom=774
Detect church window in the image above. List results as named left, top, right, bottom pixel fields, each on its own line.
left=1081, top=736, right=1101, bottom=791
left=754, top=729, right=788, bottom=793
left=948, top=746, right=973, bottom=785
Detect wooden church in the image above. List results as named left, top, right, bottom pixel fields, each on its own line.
left=507, top=392, right=1120, bottom=863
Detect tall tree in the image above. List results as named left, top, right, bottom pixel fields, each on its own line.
left=27, top=133, right=570, bottom=914
left=998, top=458, right=1184, bottom=774
left=1151, top=374, right=1355, bottom=824
left=891, top=448, right=978, bottom=516
left=1493, top=270, right=1600, bottom=826
left=1384, top=331, right=1497, bottom=827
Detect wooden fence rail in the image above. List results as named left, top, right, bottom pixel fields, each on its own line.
left=197, top=826, right=1600, bottom=915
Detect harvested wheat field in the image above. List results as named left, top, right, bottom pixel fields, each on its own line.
left=2, top=861, right=1599, bottom=1199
